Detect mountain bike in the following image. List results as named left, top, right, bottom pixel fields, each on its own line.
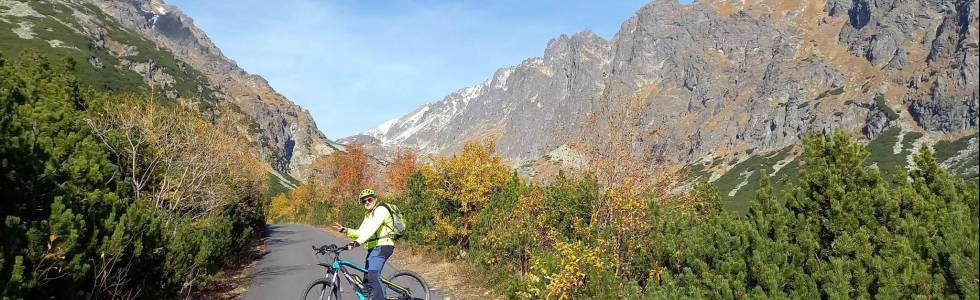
left=303, top=244, right=430, bottom=300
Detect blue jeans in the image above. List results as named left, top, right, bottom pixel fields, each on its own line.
left=363, top=245, right=394, bottom=300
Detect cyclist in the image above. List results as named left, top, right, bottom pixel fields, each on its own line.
left=332, top=188, right=394, bottom=300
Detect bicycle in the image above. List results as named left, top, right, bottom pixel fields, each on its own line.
left=303, top=244, right=430, bottom=300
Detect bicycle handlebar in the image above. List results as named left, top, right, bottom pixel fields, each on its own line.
left=312, top=244, right=344, bottom=255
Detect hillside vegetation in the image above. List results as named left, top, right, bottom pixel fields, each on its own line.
left=0, top=52, right=268, bottom=298
left=274, top=131, right=979, bottom=299
left=694, top=126, right=979, bottom=214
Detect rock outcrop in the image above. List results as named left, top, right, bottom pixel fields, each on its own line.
left=363, top=0, right=979, bottom=170
left=84, top=0, right=338, bottom=178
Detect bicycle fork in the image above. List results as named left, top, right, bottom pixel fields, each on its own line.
left=338, top=269, right=372, bottom=300
left=322, top=271, right=348, bottom=300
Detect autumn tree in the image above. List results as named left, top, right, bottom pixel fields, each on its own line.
left=89, top=99, right=268, bottom=221
left=308, top=143, right=372, bottom=202
left=421, top=141, right=510, bottom=251
left=385, top=148, right=419, bottom=195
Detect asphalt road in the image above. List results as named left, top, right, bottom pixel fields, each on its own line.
left=245, top=224, right=438, bottom=300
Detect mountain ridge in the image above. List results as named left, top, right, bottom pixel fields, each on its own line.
left=358, top=0, right=978, bottom=177
left=89, top=0, right=339, bottom=179
left=1, top=0, right=337, bottom=180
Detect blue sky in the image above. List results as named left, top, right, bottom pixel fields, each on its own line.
left=168, top=0, right=659, bottom=138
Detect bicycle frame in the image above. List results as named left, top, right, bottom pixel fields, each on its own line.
left=316, top=251, right=413, bottom=300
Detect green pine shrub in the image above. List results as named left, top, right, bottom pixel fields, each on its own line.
left=0, top=51, right=267, bottom=299
left=369, top=130, right=979, bottom=299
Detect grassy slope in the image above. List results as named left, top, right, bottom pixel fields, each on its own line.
left=265, top=171, right=300, bottom=199
left=698, top=127, right=977, bottom=214
left=3, top=1, right=295, bottom=199
left=0, top=1, right=214, bottom=102
left=711, top=147, right=796, bottom=214
left=934, top=133, right=979, bottom=180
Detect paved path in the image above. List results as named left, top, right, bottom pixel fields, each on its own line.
left=245, top=224, right=437, bottom=300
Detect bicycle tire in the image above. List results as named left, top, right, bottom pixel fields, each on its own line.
left=384, top=270, right=430, bottom=300
left=302, top=278, right=340, bottom=300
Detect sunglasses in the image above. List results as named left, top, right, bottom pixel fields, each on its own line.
left=360, top=196, right=375, bottom=203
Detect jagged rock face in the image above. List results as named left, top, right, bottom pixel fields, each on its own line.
left=86, top=0, right=337, bottom=179
left=827, top=0, right=979, bottom=132
left=364, top=0, right=979, bottom=167
left=365, top=31, right=609, bottom=163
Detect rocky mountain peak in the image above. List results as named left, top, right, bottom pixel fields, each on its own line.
left=360, top=0, right=978, bottom=179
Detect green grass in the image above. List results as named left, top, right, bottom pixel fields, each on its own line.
left=679, top=160, right=712, bottom=182
left=934, top=133, right=976, bottom=162
left=874, top=94, right=899, bottom=120
left=863, top=127, right=932, bottom=176
left=866, top=127, right=902, bottom=169
left=815, top=86, right=845, bottom=101
left=282, top=172, right=301, bottom=187
left=710, top=146, right=795, bottom=214
left=0, top=1, right=216, bottom=105
left=934, top=133, right=979, bottom=179
left=1, top=3, right=144, bottom=92
left=684, top=127, right=974, bottom=215
left=264, top=171, right=301, bottom=200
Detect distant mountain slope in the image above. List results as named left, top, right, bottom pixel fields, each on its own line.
left=361, top=0, right=978, bottom=175
left=0, top=0, right=338, bottom=179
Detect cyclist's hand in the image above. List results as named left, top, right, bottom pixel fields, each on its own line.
left=344, top=241, right=359, bottom=250
left=332, top=222, right=347, bottom=233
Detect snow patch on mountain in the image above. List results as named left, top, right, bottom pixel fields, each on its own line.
left=363, top=65, right=518, bottom=150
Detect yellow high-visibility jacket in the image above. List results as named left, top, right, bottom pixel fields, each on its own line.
left=345, top=205, right=395, bottom=248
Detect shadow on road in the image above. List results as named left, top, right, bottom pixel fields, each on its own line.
left=250, top=264, right=318, bottom=284
left=264, top=224, right=306, bottom=249
left=265, top=224, right=298, bottom=236
left=265, top=237, right=303, bottom=248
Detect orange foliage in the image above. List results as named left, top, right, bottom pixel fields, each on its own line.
left=385, top=148, right=418, bottom=195
left=289, top=181, right=329, bottom=206
left=308, top=143, right=373, bottom=202
left=333, top=143, right=371, bottom=200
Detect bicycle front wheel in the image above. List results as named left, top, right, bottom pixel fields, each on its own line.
left=303, top=278, right=340, bottom=300
left=384, top=270, right=430, bottom=300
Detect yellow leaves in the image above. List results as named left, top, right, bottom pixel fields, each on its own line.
left=526, top=240, right=609, bottom=300
left=92, top=97, right=268, bottom=216
left=269, top=170, right=343, bottom=223
left=47, top=234, right=58, bottom=250
left=269, top=193, right=292, bottom=221
left=591, top=181, right=648, bottom=233
left=423, top=141, right=510, bottom=247
left=428, top=141, right=509, bottom=213
left=648, top=263, right=664, bottom=285
left=606, top=184, right=649, bottom=232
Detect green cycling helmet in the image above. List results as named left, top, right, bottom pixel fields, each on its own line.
left=359, top=188, right=376, bottom=199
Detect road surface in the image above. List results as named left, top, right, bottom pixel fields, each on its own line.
left=245, top=224, right=439, bottom=299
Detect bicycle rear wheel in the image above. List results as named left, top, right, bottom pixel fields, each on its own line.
left=384, top=270, right=429, bottom=300
left=303, top=279, right=340, bottom=300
